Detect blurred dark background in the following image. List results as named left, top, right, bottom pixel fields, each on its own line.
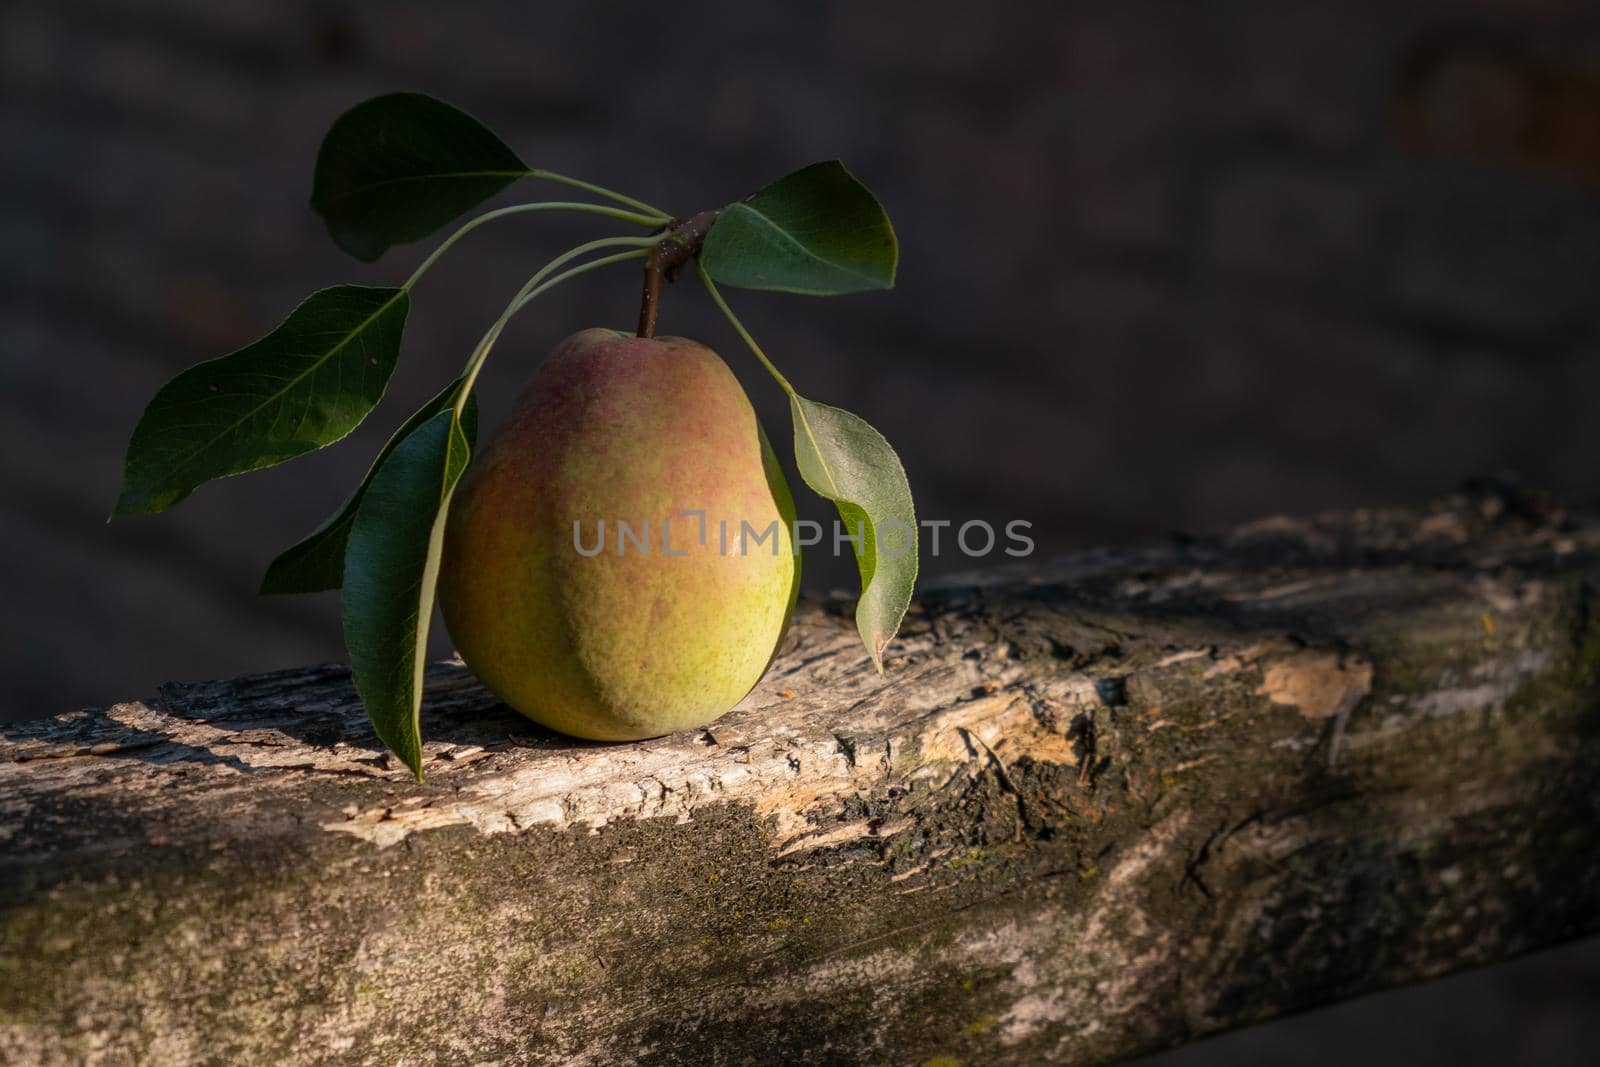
left=3, top=1, right=1599, bottom=1062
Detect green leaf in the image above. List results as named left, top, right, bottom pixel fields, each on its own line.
left=260, top=380, right=478, bottom=595
left=343, top=407, right=473, bottom=779
left=312, top=92, right=529, bottom=262
left=701, top=161, right=898, bottom=295
left=113, top=285, right=409, bottom=517
left=788, top=395, right=917, bottom=669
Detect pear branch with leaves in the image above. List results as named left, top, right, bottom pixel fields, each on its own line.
left=114, top=92, right=915, bottom=778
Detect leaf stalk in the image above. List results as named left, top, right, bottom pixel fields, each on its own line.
left=402, top=202, right=664, bottom=291
left=451, top=239, right=658, bottom=419
left=525, top=169, right=671, bottom=221
left=696, top=261, right=796, bottom=395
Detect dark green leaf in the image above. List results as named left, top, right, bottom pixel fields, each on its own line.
left=701, top=161, right=898, bottom=295
left=312, top=92, right=529, bottom=261
left=342, top=408, right=472, bottom=779
left=788, top=395, right=916, bottom=669
left=260, top=380, right=478, bottom=595
left=113, top=285, right=409, bottom=517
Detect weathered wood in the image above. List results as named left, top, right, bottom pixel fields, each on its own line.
left=5, top=494, right=1600, bottom=1066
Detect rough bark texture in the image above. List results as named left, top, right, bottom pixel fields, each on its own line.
left=4, top=493, right=1600, bottom=1066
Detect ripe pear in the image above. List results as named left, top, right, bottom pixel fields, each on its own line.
left=438, top=328, right=799, bottom=741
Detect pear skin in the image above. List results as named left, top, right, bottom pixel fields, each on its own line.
left=439, top=329, right=799, bottom=740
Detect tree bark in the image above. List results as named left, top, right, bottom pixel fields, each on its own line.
left=4, top=492, right=1600, bottom=1066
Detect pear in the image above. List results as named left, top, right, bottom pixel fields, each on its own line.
left=439, top=329, right=799, bottom=741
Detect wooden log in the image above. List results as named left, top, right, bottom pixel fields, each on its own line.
left=4, top=493, right=1600, bottom=1065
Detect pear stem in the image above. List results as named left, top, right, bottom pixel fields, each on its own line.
left=635, top=209, right=722, bottom=339
left=637, top=259, right=663, bottom=339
